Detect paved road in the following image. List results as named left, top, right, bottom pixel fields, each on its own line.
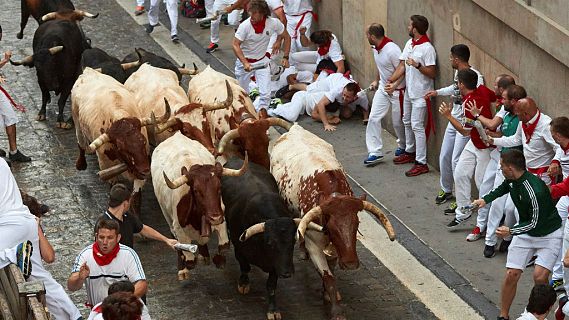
left=0, top=1, right=437, bottom=319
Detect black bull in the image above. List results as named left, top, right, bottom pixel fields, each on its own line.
left=221, top=158, right=297, bottom=319
left=17, top=0, right=74, bottom=39
left=11, top=19, right=89, bottom=128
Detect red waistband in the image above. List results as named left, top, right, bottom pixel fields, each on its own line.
left=246, top=52, right=271, bottom=63
left=528, top=166, right=549, bottom=175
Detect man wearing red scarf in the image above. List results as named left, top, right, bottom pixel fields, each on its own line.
left=386, top=15, right=437, bottom=177
left=67, top=219, right=147, bottom=308
left=363, top=23, right=405, bottom=166
left=0, top=25, right=31, bottom=163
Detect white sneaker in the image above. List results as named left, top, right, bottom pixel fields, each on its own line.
left=466, top=226, right=484, bottom=242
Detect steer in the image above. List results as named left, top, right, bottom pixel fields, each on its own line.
left=124, top=63, right=231, bottom=147
left=71, top=68, right=169, bottom=215
left=80, top=48, right=140, bottom=84
left=151, top=132, right=248, bottom=280
left=271, top=124, right=396, bottom=320
left=221, top=158, right=322, bottom=320
left=11, top=16, right=90, bottom=128
left=122, top=48, right=197, bottom=82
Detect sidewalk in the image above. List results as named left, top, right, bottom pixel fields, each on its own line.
left=169, top=9, right=537, bottom=318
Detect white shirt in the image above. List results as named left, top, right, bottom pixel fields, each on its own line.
left=399, top=38, right=436, bottom=99
left=283, top=0, right=312, bottom=15
left=493, top=111, right=559, bottom=169
left=436, top=68, right=484, bottom=118
left=235, top=17, right=285, bottom=60
left=372, top=41, right=403, bottom=91
left=553, top=145, right=569, bottom=179
left=72, top=244, right=146, bottom=306
left=266, top=0, right=284, bottom=12
left=325, top=84, right=369, bottom=111
left=318, top=34, right=343, bottom=63
left=88, top=299, right=151, bottom=320
left=515, top=310, right=543, bottom=320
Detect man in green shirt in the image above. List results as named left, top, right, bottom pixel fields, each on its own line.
left=473, top=149, right=562, bottom=320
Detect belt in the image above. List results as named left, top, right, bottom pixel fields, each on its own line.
left=246, top=52, right=271, bottom=63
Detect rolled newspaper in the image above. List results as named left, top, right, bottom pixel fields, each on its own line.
left=174, top=243, right=198, bottom=253
left=249, top=63, right=269, bottom=71
left=196, top=10, right=227, bottom=23
left=464, top=118, right=490, bottom=146
left=459, top=203, right=480, bottom=213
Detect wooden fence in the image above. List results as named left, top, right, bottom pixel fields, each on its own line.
left=0, top=264, right=49, bottom=320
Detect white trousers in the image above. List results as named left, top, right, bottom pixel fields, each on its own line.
left=205, top=0, right=214, bottom=15
left=291, top=51, right=318, bottom=73
left=148, top=0, right=178, bottom=36
left=475, top=148, right=500, bottom=230
left=366, top=90, right=403, bottom=156
left=553, top=196, right=569, bottom=281
left=485, top=165, right=517, bottom=246
left=0, top=214, right=81, bottom=320
left=210, top=0, right=241, bottom=44
left=286, top=12, right=313, bottom=54
left=270, top=91, right=325, bottom=122
left=439, top=122, right=470, bottom=193
left=402, top=93, right=427, bottom=164
left=235, top=57, right=271, bottom=112
left=454, top=141, right=492, bottom=221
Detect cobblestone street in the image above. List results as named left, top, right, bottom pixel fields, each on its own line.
left=0, top=1, right=437, bottom=319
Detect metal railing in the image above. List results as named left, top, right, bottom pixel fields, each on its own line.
left=0, top=264, right=50, bottom=320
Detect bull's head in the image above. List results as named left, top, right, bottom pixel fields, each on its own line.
left=239, top=217, right=323, bottom=278
left=217, top=112, right=292, bottom=169
left=296, top=195, right=396, bottom=270
left=91, top=100, right=172, bottom=180
left=163, top=154, right=249, bottom=235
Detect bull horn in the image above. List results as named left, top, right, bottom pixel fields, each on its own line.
left=296, top=206, right=323, bottom=241
left=293, top=218, right=324, bottom=232
left=41, top=12, right=57, bottom=21
left=48, top=46, right=64, bottom=55
left=178, top=63, right=199, bottom=75
left=141, top=98, right=171, bottom=126
left=10, top=55, right=34, bottom=66
left=217, top=129, right=240, bottom=155
left=163, top=171, right=189, bottom=190
left=97, top=163, right=128, bottom=181
left=88, top=133, right=110, bottom=151
left=362, top=201, right=396, bottom=241
left=202, top=80, right=233, bottom=112
left=121, top=60, right=140, bottom=70
left=221, top=152, right=248, bottom=177
left=239, top=222, right=265, bottom=242
left=266, top=117, right=292, bottom=131
left=75, top=10, right=99, bottom=18
left=155, top=118, right=179, bottom=134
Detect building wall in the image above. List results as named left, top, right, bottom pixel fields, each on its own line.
left=314, top=0, right=569, bottom=168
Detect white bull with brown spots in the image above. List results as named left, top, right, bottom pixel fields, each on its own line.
left=270, top=124, right=396, bottom=320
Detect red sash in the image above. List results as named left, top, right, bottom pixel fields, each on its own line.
left=397, top=88, right=405, bottom=119
left=425, top=98, right=435, bottom=139
left=92, top=242, right=120, bottom=266
left=292, top=11, right=317, bottom=39
left=522, top=111, right=541, bottom=144
left=0, top=85, right=26, bottom=112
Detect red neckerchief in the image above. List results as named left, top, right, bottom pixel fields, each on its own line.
left=411, top=34, right=430, bottom=47
left=522, top=111, right=541, bottom=144
left=92, top=242, right=120, bottom=266
left=251, top=17, right=266, bottom=34
left=317, top=39, right=332, bottom=56
left=92, top=304, right=102, bottom=312
left=320, top=68, right=336, bottom=75
left=375, top=36, right=393, bottom=53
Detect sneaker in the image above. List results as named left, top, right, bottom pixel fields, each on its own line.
left=444, top=202, right=457, bottom=215
left=447, top=215, right=471, bottom=229
left=435, top=190, right=453, bottom=204
left=551, top=278, right=564, bottom=291
left=146, top=24, right=157, bottom=34
left=9, top=150, right=31, bottom=162
left=200, top=21, right=211, bottom=29
left=466, top=226, right=484, bottom=242
left=405, top=163, right=429, bottom=177
left=364, top=154, right=384, bottom=166
left=206, top=42, right=218, bottom=53
left=556, top=294, right=567, bottom=320
left=171, top=35, right=180, bottom=43
left=393, top=152, right=415, bottom=164
left=16, top=240, right=33, bottom=279
left=134, top=6, right=145, bottom=15
left=249, top=88, right=260, bottom=101
left=498, top=239, right=511, bottom=252
left=268, top=98, right=282, bottom=109
left=0, top=148, right=5, bottom=157
left=394, top=147, right=406, bottom=157
left=483, top=245, right=496, bottom=258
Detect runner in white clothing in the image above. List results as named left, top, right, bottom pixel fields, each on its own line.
left=387, top=15, right=436, bottom=177
left=146, top=0, right=180, bottom=42
left=363, top=23, right=405, bottom=166
left=233, top=0, right=290, bottom=112
left=292, top=29, right=345, bottom=74
left=206, top=0, right=243, bottom=53
left=283, top=0, right=317, bottom=54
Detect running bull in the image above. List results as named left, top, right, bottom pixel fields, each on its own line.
left=271, top=124, right=396, bottom=320
left=151, top=132, right=248, bottom=280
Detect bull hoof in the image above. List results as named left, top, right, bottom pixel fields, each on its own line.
left=177, top=268, right=190, bottom=281
left=212, top=254, right=226, bottom=269
left=57, top=121, right=73, bottom=130
left=16, top=32, right=23, bottom=39
left=76, top=158, right=87, bottom=171
left=237, top=283, right=250, bottom=295
left=35, top=114, right=46, bottom=121
left=266, top=312, right=282, bottom=320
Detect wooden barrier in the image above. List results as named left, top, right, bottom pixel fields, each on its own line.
left=0, top=264, right=49, bottom=320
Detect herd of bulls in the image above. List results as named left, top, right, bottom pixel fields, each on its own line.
left=11, top=1, right=397, bottom=319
